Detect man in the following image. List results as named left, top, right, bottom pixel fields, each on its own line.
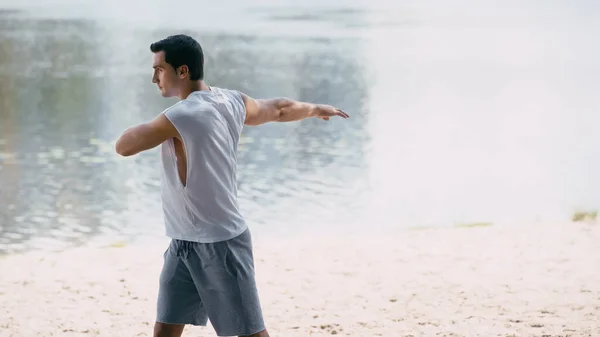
left=114, top=34, right=348, bottom=337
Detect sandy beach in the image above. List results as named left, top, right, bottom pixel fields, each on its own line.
left=1, top=221, right=599, bottom=337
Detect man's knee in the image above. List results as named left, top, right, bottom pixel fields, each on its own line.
left=154, top=322, right=185, bottom=337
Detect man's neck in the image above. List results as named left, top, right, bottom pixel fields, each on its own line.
left=178, top=80, right=211, bottom=100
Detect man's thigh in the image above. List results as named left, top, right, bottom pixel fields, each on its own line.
left=184, top=229, right=266, bottom=337
left=157, top=240, right=208, bottom=326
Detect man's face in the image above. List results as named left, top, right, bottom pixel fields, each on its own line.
left=152, top=51, right=180, bottom=97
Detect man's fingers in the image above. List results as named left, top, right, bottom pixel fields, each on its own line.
left=317, top=107, right=349, bottom=119
left=336, top=109, right=349, bottom=118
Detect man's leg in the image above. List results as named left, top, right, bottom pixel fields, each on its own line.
left=155, top=240, right=209, bottom=336
left=184, top=229, right=267, bottom=337
left=154, top=322, right=185, bottom=337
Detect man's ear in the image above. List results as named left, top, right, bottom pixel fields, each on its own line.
left=178, top=65, right=189, bottom=79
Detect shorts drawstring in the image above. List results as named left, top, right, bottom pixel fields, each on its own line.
left=175, top=240, right=193, bottom=259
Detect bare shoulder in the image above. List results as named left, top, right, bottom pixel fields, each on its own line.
left=237, top=91, right=257, bottom=109
left=150, top=113, right=179, bottom=136
left=153, top=102, right=189, bottom=138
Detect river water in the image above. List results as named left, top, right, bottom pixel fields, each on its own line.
left=0, top=0, right=599, bottom=253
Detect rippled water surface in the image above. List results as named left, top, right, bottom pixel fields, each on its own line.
left=1, top=1, right=599, bottom=253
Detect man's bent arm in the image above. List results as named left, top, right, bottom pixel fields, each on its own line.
left=115, top=114, right=179, bottom=156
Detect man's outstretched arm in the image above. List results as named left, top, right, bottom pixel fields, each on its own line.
left=240, top=93, right=349, bottom=126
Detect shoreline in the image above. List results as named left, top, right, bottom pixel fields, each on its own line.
left=1, top=221, right=599, bottom=336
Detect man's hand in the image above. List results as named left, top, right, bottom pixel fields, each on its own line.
left=313, top=104, right=350, bottom=121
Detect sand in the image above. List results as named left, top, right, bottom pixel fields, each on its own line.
left=1, top=221, right=599, bottom=337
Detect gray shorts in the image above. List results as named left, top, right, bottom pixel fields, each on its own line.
left=156, top=229, right=265, bottom=337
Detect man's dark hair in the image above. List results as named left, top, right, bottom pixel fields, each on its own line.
left=150, top=34, right=204, bottom=81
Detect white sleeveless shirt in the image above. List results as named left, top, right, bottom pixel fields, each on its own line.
left=160, top=87, right=247, bottom=243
